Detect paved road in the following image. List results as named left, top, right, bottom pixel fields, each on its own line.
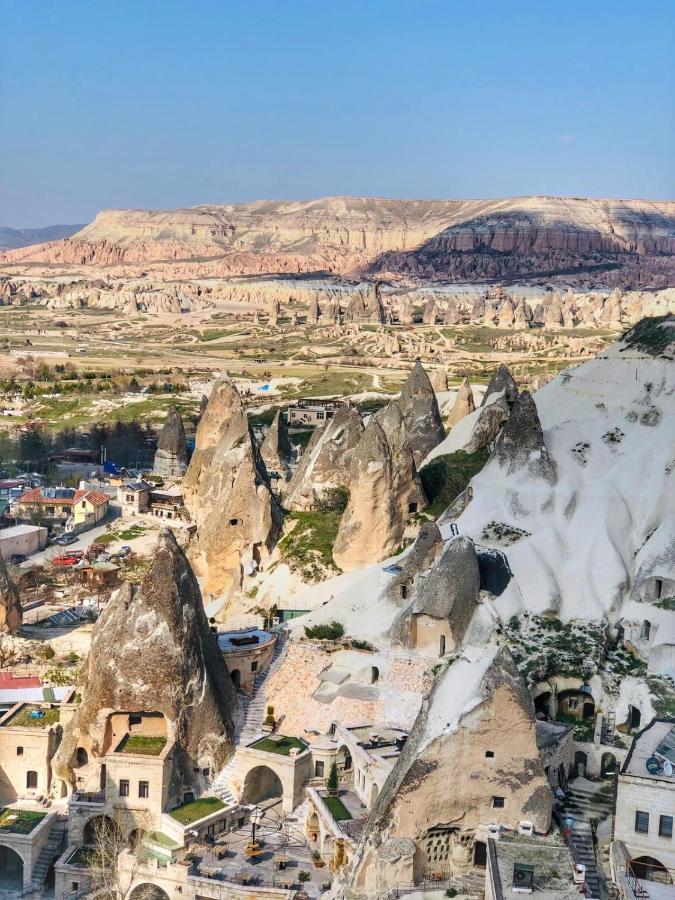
left=19, top=504, right=123, bottom=568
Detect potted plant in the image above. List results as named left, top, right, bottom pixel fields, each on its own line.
left=312, top=850, right=325, bottom=868
left=298, top=871, right=311, bottom=883
left=262, top=705, right=276, bottom=734
left=327, top=761, right=339, bottom=796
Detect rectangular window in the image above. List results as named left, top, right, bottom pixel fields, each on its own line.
left=138, top=781, right=149, bottom=799
left=315, top=761, right=325, bottom=777
left=129, top=714, right=142, bottom=726
left=659, top=815, right=673, bottom=839
left=492, top=796, right=505, bottom=809
left=635, top=811, right=649, bottom=834
left=119, top=779, right=129, bottom=797
left=485, top=751, right=494, bottom=759
left=251, top=660, right=258, bottom=672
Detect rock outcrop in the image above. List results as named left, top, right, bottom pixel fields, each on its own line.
left=333, top=402, right=426, bottom=571
left=481, top=363, right=519, bottom=406
left=0, top=555, right=21, bottom=635
left=346, top=646, right=552, bottom=898
left=398, top=361, right=445, bottom=466
left=183, top=376, right=282, bottom=602
left=285, top=404, right=364, bottom=511
left=428, top=368, right=448, bottom=392
left=53, top=530, right=240, bottom=797
left=390, top=536, right=480, bottom=652
left=386, top=522, right=444, bottom=604
left=154, top=404, right=188, bottom=477
left=493, top=390, right=557, bottom=482
left=259, top=410, right=293, bottom=478
left=447, top=377, right=475, bottom=427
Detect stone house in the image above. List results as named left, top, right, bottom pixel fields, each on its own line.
left=216, top=627, right=277, bottom=695
left=116, top=480, right=152, bottom=515
left=611, top=718, right=675, bottom=898
left=0, top=702, right=64, bottom=802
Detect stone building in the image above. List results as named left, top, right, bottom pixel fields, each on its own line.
left=611, top=718, right=675, bottom=898
left=390, top=535, right=480, bottom=657
left=217, top=627, right=278, bottom=695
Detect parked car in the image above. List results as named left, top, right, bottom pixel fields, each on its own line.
left=119, top=545, right=132, bottom=557
left=54, top=533, right=78, bottom=546
left=52, top=555, right=80, bottom=567
left=9, top=554, right=27, bottom=565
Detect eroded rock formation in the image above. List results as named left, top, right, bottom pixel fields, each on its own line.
left=259, top=410, right=293, bottom=478
left=345, top=646, right=552, bottom=897
left=183, top=376, right=282, bottom=601
left=398, top=361, right=445, bottom=466
left=0, top=555, right=21, bottom=635
left=333, top=402, right=426, bottom=571
left=154, top=404, right=188, bottom=477
left=285, top=404, right=364, bottom=511
left=493, top=390, right=557, bottom=482
left=447, top=377, right=475, bottom=427
left=53, top=530, right=240, bottom=798
left=481, top=363, right=519, bottom=406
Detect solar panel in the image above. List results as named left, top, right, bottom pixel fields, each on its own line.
left=655, top=727, right=675, bottom=767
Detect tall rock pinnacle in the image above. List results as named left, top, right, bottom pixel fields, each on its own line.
left=0, top=555, right=21, bottom=635
left=53, top=530, right=240, bottom=796
left=183, top=376, right=282, bottom=601
left=154, top=404, right=188, bottom=477
left=398, top=361, right=445, bottom=466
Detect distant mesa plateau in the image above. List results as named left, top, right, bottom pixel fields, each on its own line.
left=1, top=195, right=674, bottom=286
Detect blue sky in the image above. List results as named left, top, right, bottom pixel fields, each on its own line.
left=1, top=0, right=674, bottom=226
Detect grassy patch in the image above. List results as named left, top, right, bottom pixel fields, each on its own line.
left=97, top=524, right=146, bottom=545
left=321, top=795, right=352, bottom=822
left=67, top=847, right=101, bottom=867
left=0, top=808, right=46, bottom=834
left=250, top=735, right=307, bottom=756
left=146, top=830, right=181, bottom=851
left=117, top=735, right=166, bottom=756
left=621, top=315, right=675, bottom=357
left=419, top=449, right=489, bottom=517
left=169, top=796, right=225, bottom=825
left=6, top=705, right=60, bottom=728
left=278, top=510, right=342, bottom=582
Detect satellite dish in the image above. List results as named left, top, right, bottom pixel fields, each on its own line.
left=646, top=755, right=662, bottom=775
left=663, top=759, right=673, bottom=777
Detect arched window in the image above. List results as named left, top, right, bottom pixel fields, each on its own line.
left=371, top=666, right=379, bottom=684
left=642, top=620, right=651, bottom=641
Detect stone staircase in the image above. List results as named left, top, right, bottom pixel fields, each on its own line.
left=31, top=813, right=67, bottom=892
left=561, top=780, right=614, bottom=899
left=212, top=633, right=289, bottom=805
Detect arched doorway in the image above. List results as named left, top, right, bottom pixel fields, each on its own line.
left=629, top=856, right=673, bottom=884
left=307, top=808, right=320, bottom=844
left=128, top=828, right=146, bottom=850
left=474, top=840, right=487, bottom=868
left=337, top=745, right=352, bottom=773
left=371, top=666, right=379, bottom=684
left=0, top=846, right=24, bottom=891
left=369, top=783, right=379, bottom=808
left=230, top=669, right=241, bottom=689
left=600, top=752, right=617, bottom=778
left=534, top=691, right=553, bottom=719
left=574, top=750, right=588, bottom=778
left=129, top=885, right=171, bottom=900
left=75, top=747, right=89, bottom=767
left=83, top=815, right=123, bottom=847
left=628, top=705, right=642, bottom=731
left=241, top=765, right=283, bottom=806
left=558, top=689, right=595, bottom=721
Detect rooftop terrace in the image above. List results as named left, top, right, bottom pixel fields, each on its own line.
left=249, top=735, right=307, bottom=756
left=1, top=704, right=60, bottom=728
left=0, top=808, right=47, bottom=835
left=115, top=734, right=167, bottom=756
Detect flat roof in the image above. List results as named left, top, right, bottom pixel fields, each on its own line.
left=217, top=628, right=276, bottom=653
left=623, top=719, right=675, bottom=781
left=489, top=833, right=578, bottom=899
left=0, top=524, right=46, bottom=539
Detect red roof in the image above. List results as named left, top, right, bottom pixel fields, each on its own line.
left=17, top=488, right=75, bottom=506
left=0, top=673, right=41, bottom=689
left=74, top=489, right=109, bottom=508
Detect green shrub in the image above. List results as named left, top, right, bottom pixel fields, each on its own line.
left=327, top=761, right=339, bottom=792
left=298, top=871, right=311, bottom=883
left=304, top=621, right=344, bottom=641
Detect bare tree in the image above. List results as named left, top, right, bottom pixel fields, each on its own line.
left=85, top=815, right=159, bottom=900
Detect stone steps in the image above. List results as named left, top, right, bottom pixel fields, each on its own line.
left=31, top=815, right=67, bottom=890
left=212, top=633, right=288, bottom=804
